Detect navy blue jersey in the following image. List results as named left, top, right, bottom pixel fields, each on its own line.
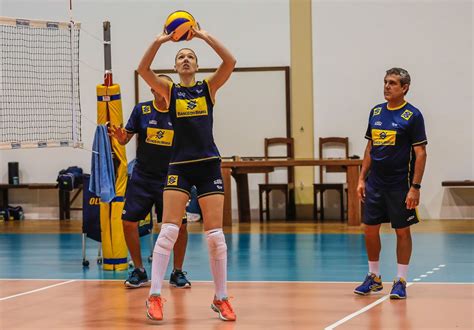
left=125, top=100, right=174, bottom=177
left=365, top=101, right=427, bottom=190
left=167, top=80, right=220, bottom=165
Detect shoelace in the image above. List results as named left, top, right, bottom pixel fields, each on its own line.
left=393, top=280, right=405, bottom=291
left=149, top=295, right=167, bottom=306
left=130, top=269, right=144, bottom=280
left=362, top=274, right=376, bottom=286
left=174, top=270, right=189, bottom=282
left=217, top=297, right=235, bottom=314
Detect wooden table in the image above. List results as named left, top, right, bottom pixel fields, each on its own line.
left=221, top=158, right=363, bottom=226
left=441, top=180, right=474, bottom=187
left=0, top=183, right=82, bottom=220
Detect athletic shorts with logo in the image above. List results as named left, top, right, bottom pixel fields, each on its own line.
left=363, top=181, right=419, bottom=229
left=165, top=159, right=224, bottom=198
left=122, top=171, right=187, bottom=224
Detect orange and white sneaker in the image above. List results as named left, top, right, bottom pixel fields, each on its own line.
left=146, top=294, right=164, bottom=321
left=211, top=297, right=236, bottom=321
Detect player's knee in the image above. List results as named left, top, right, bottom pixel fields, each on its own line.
left=206, top=228, right=227, bottom=260
left=364, top=224, right=380, bottom=236
left=154, top=223, right=180, bottom=255
left=122, top=220, right=138, bottom=231
left=395, top=227, right=411, bottom=239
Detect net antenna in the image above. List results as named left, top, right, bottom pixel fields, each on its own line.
left=0, top=15, right=82, bottom=149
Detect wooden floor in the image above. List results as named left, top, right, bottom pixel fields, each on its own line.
left=1, top=219, right=473, bottom=328
left=1, top=219, right=473, bottom=234
left=1, top=280, right=472, bottom=329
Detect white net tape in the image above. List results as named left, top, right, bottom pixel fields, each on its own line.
left=0, top=17, right=81, bottom=149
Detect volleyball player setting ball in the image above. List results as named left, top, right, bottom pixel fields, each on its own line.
left=137, top=11, right=237, bottom=322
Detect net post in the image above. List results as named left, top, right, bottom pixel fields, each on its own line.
left=103, top=21, right=112, bottom=86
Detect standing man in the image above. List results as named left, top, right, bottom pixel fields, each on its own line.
left=109, top=75, right=191, bottom=289
left=354, top=68, right=427, bottom=299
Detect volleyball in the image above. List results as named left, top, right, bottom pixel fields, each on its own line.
left=164, top=10, right=196, bottom=41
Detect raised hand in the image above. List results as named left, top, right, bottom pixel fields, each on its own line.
left=189, top=23, right=208, bottom=40
left=108, top=125, right=129, bottom=145
left=157, top=26, right=175, bottom=44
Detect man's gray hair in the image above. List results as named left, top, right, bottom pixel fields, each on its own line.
left=386, top=67, right=411, bottom=86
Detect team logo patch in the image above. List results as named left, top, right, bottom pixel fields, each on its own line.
left=142, top=105, right=151, bottom=114
left=167, top=175, right=178, bottom=186
left=401, top=110, right=413, bottom=120
left=372, top=107, right=382, bottom=116
left=372, top=129, right=396, bottom=145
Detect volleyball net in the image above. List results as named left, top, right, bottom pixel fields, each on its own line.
left=0, top=16, right=81, bottom=149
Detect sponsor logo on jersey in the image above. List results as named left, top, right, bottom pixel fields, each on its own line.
left=167, top=175, right=178, bottom=186
left=373, top=107, right=382, bottom=116
left=372, top=129, right=396, bottom=145
left=401, top=110, right=413, bottom=120
left=392, top=122, right=398, bottom=127
left=149, top=120, right=157, bottom=125
left=374, top=121, right=382, bottom=126
left=146, top=128, right=174, bottom=146
left=176, top=96, right=209, bottom=118
left=177, top=92, right=186, bottom=98
left=214, top=179, right=223, bottom=185
left=142, top=105, right=151, bottom=114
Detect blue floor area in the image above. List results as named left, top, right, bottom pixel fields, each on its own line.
left=0, top=233, right=472, bottom=282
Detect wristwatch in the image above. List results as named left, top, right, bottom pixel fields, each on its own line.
left=411, top=183, right=421, bottom=190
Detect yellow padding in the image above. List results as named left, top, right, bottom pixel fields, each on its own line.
left=96, top=83, right=128, bottom=271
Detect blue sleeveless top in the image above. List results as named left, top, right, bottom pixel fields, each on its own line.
left=167, top=80, right=220, bottom=165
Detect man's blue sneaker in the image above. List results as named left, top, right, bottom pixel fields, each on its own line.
left=354, top=273, right=383, bottom=295
left=390, top=278, right=407, bottom=299
left=169, top=269, right=191, bottom=288
left=125, top=268, right=150, bottom=288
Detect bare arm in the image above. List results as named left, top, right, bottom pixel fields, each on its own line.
left=405, top=144, right=427, bottom=209
left=357, top=140, right=372, bottom=202
left=137, top=32, right=174, bottom=104
left=192, top=27, right=236, bottom=100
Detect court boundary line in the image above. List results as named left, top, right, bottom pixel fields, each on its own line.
left=0, top=278, right=471, bottom=285
left=324, top=282, right=414, bottom=329
left=0, top=279, right=76, bottom=301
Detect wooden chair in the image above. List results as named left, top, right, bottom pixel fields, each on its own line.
left=258, top=137, right=295, bottom=221
left=313, top=137, right=349, bottom=221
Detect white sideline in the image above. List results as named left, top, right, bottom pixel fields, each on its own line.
left=324, top=283, right=413, bottom=330
left=0, top=280, right=76, bottom=301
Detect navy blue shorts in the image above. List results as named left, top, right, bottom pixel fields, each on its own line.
left=165, top=159, right=224, bottom=198
left=363, top=182, right=419, bottom=229
left=122, top=172, right=187, bottom=224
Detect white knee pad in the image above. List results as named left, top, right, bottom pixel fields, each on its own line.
left=153, top=223, right=180, bottom=256
left=206, top=229, right=227, bottom=260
